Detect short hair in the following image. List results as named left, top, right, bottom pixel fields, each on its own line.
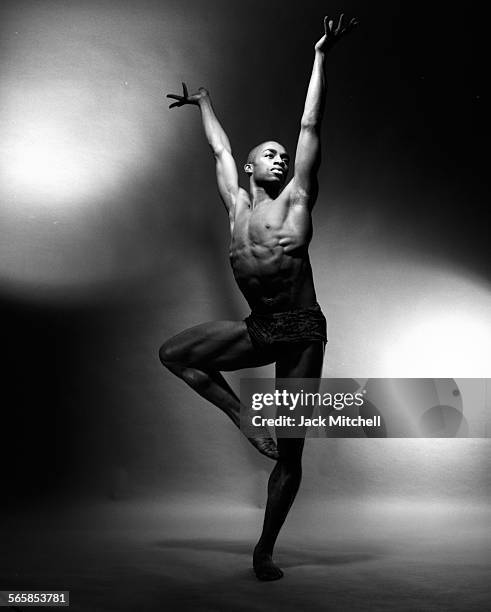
left=246, top=143, right=263, bottom=165
left=246, top=141, right=287, bottom=165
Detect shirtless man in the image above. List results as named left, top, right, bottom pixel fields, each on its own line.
left=160, top=15, right=358, bottom=580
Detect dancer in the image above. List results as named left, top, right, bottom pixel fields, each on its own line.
left=160, top=14, right=358, bottom=580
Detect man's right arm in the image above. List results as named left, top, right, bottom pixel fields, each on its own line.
left=167, top=84, right=240, bottom=215
left=198, top=92, right=240, bottom=214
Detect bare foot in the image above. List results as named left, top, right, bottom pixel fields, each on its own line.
left=248, top=436, right=279, bottom=461
left=253, top=547, right=284, bottom=581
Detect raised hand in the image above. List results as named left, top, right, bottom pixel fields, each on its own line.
left=166, top=82, right=209, bottom=108
left=314, top=13, right=358, bottom=52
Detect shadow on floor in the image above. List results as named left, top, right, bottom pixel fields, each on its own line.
left=156, top=537, right=386, bottom=569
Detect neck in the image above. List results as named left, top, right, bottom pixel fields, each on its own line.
left=249, top=179, right=281, bottom=208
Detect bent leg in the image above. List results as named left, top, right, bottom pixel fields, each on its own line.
left=159, top=320, right=278, bottom=459
left=254, top=341, right=324, bottom=580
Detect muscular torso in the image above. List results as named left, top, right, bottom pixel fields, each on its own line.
left=229, top=188, right=317, bottom=313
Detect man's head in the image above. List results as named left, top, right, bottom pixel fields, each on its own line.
left=244, top=141, right=290, bottom=188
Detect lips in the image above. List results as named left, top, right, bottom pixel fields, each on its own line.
left=271, top=168, right=284, bottom=175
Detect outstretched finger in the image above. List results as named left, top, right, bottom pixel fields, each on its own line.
left=168, top=101, right=181, bottom=109
left=182, top=82, right=188, bottom=98
left=338, top=17, right=359, bottom=39
left=323, top=15, right=329, bottom=34
left=335, top=13, right=344, bottom=35
left=166, top=94, right=182, bottom=100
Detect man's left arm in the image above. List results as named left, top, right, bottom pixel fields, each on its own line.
left=291, top=14, right=358, bottom=208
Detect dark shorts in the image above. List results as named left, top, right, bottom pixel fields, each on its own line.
left=244, top=303, right=327, bottom=349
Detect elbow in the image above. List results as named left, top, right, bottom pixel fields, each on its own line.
left=212, top=143, right=225, bottom=157
left=212, top=143, right=231, bottom=157
left=300, top=117, right=320, bottom=131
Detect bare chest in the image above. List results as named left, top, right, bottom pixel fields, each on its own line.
left=231, top=194, right=311, bottom=250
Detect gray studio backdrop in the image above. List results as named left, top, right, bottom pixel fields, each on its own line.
left=0, top=0, right=489, bottom=506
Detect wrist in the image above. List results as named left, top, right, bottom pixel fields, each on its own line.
left=197, top=88, right=210, bottom=104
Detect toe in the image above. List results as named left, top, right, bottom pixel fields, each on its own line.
left=255, top=566, right=284, bottom=581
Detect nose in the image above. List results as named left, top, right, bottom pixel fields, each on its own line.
left=274, top=157, right=286, bottom=169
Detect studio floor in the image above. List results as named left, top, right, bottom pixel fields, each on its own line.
left=1, top=496, right=490, bottom=611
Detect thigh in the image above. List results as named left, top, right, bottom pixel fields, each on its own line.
left=160, top=320, right=276, bottom=371
left=275, top=342, right=325, bottom=455
left=275, top=341, right=325, bottom=379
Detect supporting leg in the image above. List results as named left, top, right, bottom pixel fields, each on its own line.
left=253, top=340, right=324, bottom=580
left=253, top=438, right=304, bottom=580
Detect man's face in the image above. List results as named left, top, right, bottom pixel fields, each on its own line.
left=247, top=142, right=290, bottom=186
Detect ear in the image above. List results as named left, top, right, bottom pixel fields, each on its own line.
left=244, top=163, right=253, bottom=175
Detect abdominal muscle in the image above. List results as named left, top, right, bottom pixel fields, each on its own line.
left=229, top=202, right=317, bottom=313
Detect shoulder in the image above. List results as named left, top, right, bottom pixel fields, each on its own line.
left=233, top=187, right=251, bottom=210
left=283, top=178, right=318, bottom=209
left=226, top=186, right=249, bottom=213
left=237, top=186, right=250, bottom=201
left=228, top=187, right=251, bottom=227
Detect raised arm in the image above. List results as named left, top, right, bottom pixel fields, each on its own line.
left=167, top=83, right=239, bottom=215
left=292, top=14, right=358, bottom=206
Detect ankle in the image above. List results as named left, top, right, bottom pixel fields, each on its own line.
left=254, top=542, right=273, bottom=557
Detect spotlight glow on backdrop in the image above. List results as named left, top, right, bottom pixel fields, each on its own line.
left=6, top=118, right=100, bottom=208
left=0, top=1, right=191, bottom=296
left=1, top=90, right=149, bottom=209
left=384, top=310, right=491, bottom=377
left=312, top=240, right=491, bottom=382
left=0, top=8, right=168, bottom=212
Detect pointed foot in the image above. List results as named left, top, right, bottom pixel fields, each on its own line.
left=248, top=436, right=279, bottom=461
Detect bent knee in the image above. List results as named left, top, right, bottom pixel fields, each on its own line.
left=159, top=342, right=184, bottom=366
left=181, top=368, right=210, bottom=391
